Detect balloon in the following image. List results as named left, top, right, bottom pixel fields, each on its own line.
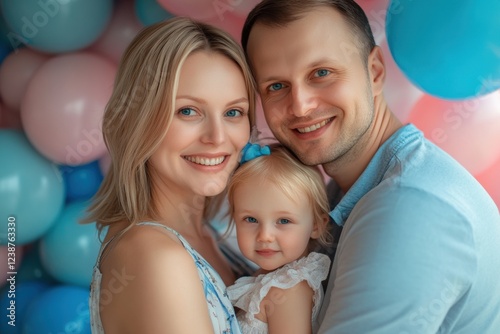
left=0, top=0, right=113, bottom=53
left=22, top=285, right=91, bottom=334
left=204, top=10, right=246, bottom=42
left=60, top=160, right=104, bottom=202
left=475, top=155, right=500, bottom=210
left=407, top=92, right=500, bottom=175
left=356, top=0, right=390, bottom=44
left=380, top=40, right=423, bottom=122
left=0, top=103, right=22, bottom=129
left=88, top=0, right=144, bottom=64
left=386, top=0, right=500, bottom=99
left=135, top=0, right=175, bottom=26
left=0, top=130, right=65, bottom=245
left=39, top=201, right=101, bottom=287
left=157, top=0, right=219, bottom=21
left=16, top=244, right=57, bottom=284
left=0, top=245, right=23, bottom=286
left=0, top=47, right=50, bottom=110
left=21, top=52, right=116, bottom=165
left=0, top=281, right=51, bottom=334
left=231, top=0, right=262, bottom=17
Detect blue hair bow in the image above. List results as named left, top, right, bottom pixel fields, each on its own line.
left=240, top=142, right=271, bottom=164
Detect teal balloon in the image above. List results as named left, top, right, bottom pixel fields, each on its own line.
left=0, top=0, right=113, bottom=53
left=0, top=130, right=65, bottom=245
left=135, top=0, right=174, bottom=26
left=39, top=201, right=101, bottom=287
left=386, top=0, right=500, bottom=99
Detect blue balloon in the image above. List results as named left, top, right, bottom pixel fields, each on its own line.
left=22, top=285, right=91, bottom=334
left=39, top=201, right=101, bottom=287
left=135, top=0, right=174, bottom=26
left=386, top=0, right=500, bottom=99
left=0, top=281, right=51, bottom=334
left=0, top=130, right=65, bottom=245
left=60, top=160, right=103, bottom=202
left=0, top=0, right=113, bottom=53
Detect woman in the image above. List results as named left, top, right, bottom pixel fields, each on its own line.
left=84, top=17, right=256, bottom=333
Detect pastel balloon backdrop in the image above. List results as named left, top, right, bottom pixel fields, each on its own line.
left=386, top=0, right=500, bottom=99
left=0, top=130, right=65, bottom=245
left=39, top=201, right=101, bottom=287
left=0, top=0, right=113, bottom=53
left=60, top=160, right=104, bottom=202
left=22, top=285, right=91, bottom=334
left=21, top=52, right=116, bottom=165
left=135, top=0, right=174, bottom=26
left=408, top=92, right=500, bottom=175
left=0, top=47, right=50, bottom=111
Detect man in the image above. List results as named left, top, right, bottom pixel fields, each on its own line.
left=241, top=0, right=500, bottom=333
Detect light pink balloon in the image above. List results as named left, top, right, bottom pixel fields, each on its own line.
left=231, top=0, right=261, bottom=16
left=0, top=102, right=22, bottom=129
left=0, top=48, right=51, bottom=110
left=158, top=0, right=218, bottom=21
left=356, top=0, right=390, bottom=44
left=204, top=11, right=246, bottom=42
left=21, top=52, right=116, bottom=166
left=98, top=152, right=111, bottom=176
left=380, top=40, right=423, bottom=122
left=88, top=0, right=144, bottom=64
left=408, top=91, right=500, bottom=175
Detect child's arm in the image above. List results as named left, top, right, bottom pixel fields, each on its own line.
left=264, top=281, right=314, bottom=334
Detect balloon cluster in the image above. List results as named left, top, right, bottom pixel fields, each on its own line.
left=0, top=0, right=499, bottom=332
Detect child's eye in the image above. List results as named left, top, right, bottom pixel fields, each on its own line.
left=278, top=218, right=291, bottom=225
left=314, top=69, right=330, bottom=77
left=178, top=108, right=197, bottom=116
left=225, top=109, right=243, bottom=117
left=244, top=217, right=258, bottom=223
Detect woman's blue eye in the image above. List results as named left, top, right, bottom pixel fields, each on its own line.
left=278, top=218, right=290, bottom=225
left=179, top=108, right=196, bottom=116
left=245, top=217, right=258, bottom=223
left=225, top=109, right=242, bottom=117
left=315, top=69, right=330, bottom=77
left=269, top=83, right=284, bottom=91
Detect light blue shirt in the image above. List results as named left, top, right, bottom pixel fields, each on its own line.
left=318, top=124, right=500, bottom=334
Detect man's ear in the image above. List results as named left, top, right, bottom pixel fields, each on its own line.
left=311, top=214, right=329, bottom=239
left=368, top=45, right=386, bottom=96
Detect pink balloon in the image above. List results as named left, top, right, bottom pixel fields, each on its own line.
left=158, top=0, right=218, bottom=21
left=0, top=48, right=51, bottom=110
left=380, top=40, right=423, bottom=122
left=88, top=0, right=144, bottom=64
left=0, top=245, right=23, bottom=287
left=21, top=52, right=116, bottom=166
left=231, top=0, right=262, bottom=16
left=0, top=103, right=22, bottom=129
left=204, top=11, right=246, bottom=42
left=356, top=0, right=390, bottom=44
left=407, top=91, right=500, bottom=175
left=475, top=155, right=500, bottom=210
left=98, top=152, right=111, bottom=176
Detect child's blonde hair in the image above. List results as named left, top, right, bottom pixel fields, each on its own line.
left=227, top=144, right=332, bottom=247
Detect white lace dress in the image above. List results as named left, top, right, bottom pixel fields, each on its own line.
left=227, top=252, right=331, bottom=334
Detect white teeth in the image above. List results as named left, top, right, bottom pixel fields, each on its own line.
left=184, top=156, right=225, bottom=166
left=297, top=119, right=329, bottom=133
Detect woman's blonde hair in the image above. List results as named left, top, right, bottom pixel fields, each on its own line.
left=226, top=144, right=332, bottom=247
left=83, top=17, right=256, bottom=235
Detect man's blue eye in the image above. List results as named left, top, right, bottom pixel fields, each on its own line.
left=269, top=83, right=283, bottom=91
left=179, top=108, right=195, bottom=116
left=278, top=218, right=290, bottom=225
left=315, top=69, right=330, bottom=77
left=226, top=109, right=242, bottom=117
left=245, top=217, right=258, bottom=223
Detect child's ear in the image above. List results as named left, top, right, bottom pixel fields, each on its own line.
left=311, top=214, right=329, bottom=239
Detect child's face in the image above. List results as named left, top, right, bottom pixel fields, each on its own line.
left=232, top=180, right=319, bottom=271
